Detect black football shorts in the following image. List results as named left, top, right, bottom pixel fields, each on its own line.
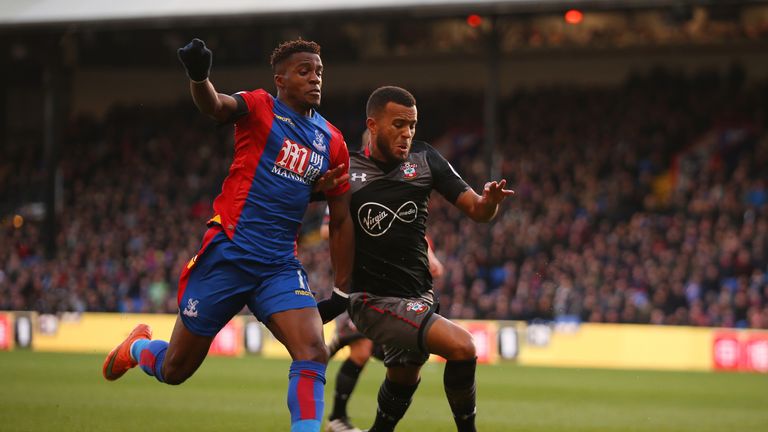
left=348, top=290, right=439, bottom=367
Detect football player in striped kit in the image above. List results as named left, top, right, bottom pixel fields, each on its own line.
left=103, top=38, right=354, bottom=432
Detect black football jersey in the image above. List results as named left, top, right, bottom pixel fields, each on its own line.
left=349, top=140, right=469, bottom=297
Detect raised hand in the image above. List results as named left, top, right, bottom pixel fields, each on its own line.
left=481, top=179, right=514, bottom=205
left=177, top=38, right=212, bottom=82
left=313, top=164, right=349, bottom=193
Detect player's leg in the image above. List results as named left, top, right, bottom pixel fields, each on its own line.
left=425, top=316, right=478, bottom=432
left=327, top=337, right=373, bottom=432
left=346, top=292, right=439, bottom=432
left=367, top=364, right=421, bottom=432
left=145, top=316, right=215, bottom=384
left=103, top=227, right=243, bottom=385
left=267, top=307, right=329, bottom=432
left=131, top=259, right=241, bottom=384
left=328, top=331, right=366, bottom=359
left=104, top=308, right=215, bottom=385
left=326, top=335, right=347, bottom=359
left=250, top=264, right=331, bottom=432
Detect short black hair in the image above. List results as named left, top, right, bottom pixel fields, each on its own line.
left=270, top=39, right=321, bottom=72
left=366, top=86, right=416, bottom=117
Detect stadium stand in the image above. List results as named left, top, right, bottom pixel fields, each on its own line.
left=2, top=69, right=766, bottom=328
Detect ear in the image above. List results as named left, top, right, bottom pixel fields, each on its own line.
left=365, top=117, right=377, bottom=135
left=274, top=74, right=284, bottom=91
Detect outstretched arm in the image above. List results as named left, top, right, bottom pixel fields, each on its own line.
left=316, top=190, right=355, bottom=323
left=178, top=38, right=240, bottom=123
left=425, top=143, right=513, bottom=224
left=454, top=179, right=515, bottom=223
left=190, top=81, right=240, bottom=123
left=327, top=190, right=354, bottom=293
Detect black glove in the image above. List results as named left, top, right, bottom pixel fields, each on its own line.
left=317, top=288, right=350, bottom=324
left=177, top=38, right=212, bottom=82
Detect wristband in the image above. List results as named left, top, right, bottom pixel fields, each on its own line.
left=333, top=287, right=349, bottom=299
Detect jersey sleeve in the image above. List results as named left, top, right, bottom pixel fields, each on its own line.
left=229, top=94, right=250, bottom=121
left=232, top=89, right=271, bottom=126
left=325, top=126, right=351, bottom=198
left=426, top=144, right=470, bottom=204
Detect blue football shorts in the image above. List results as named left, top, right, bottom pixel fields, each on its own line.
left=177, top=226, right=317, bottom=337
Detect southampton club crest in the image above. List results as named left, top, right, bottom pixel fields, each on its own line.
left=401, top=162, right=418, bottom=180
left=406, top=301, right=429, bottom=314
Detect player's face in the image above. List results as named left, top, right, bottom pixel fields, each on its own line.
left=370, top=102, right=417, bottom=163
left=275, top=52, right=323, bottom=115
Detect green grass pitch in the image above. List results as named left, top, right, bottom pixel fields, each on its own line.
left=0, top=351, right=766, bottom=431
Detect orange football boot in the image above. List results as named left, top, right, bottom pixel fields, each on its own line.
left=102, top=324, right=152, bottom=381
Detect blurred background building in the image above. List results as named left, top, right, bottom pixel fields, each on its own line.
left=1, top=0, right=767, bottom=329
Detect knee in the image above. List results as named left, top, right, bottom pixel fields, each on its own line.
left=163, top=373, right=188, bottom=386
left=349, top=341, right=373, bottom=365
left=387, top=365, right=421, bottom=386
left=296, top=339, right=329, bottom=364
left=447, top=331, right=476, bottom=361
left=313, top=346, right=329, bottom=364
left=161, top=362, right=192, bottom=385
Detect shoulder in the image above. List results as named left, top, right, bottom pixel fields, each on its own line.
left=235, top=89, right=274, bottom=109
left=411, top=140, right=442, bottom=165
left=410, top=140, right=431, bottom=154
left=322, top=117, right=343, bottom=135
left=236, top=88, right=271, bottom=99
left=349, top=150, right=367, bottom=162
left=319, top=119, right=347, bottom=154
left=318, top=117, right=344, bottom=141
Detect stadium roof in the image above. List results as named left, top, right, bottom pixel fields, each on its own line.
left=0, top=0, right=719, bottom=27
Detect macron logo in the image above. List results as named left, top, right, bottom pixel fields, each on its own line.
left=275, top=114, right=295, bottom=127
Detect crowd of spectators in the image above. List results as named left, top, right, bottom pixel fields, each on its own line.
left=427, top=69, right=768, bottom=329
left=1, top=103, right=230, bottom=314
left=1, top=69, right=767, bottom=329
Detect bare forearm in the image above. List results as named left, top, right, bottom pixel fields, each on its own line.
left=459, top=190, right=498, bottom=223
left=189, top=80, right=240, bottom=123
left=316, top=206, right=354, bottom=324
left=455, top=180, right=513, bottom=223
left=329, top=213, right=354, bottom=292
left=471, top=198, right=499, bottom=222
left=190, top=80, right=223, bottom=118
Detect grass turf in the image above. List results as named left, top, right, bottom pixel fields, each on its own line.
left=0, top=351, right=766, bottom=431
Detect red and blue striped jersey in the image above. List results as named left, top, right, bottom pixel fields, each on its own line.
left=209, top=89, right=349, bottom=261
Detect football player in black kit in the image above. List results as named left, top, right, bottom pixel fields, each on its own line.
left=317, top=86, right=513, bottom=432
left=320, top=136, right=446, bottom=430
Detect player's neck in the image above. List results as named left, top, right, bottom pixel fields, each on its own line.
left=369, top=149, right=400, bottom=172
left=369, top=148, right=386, bottom=164
left=277, top=95, right=313, bottom=117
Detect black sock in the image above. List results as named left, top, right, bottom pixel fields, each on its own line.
left=444, top=358, right=477, bottom=432
left=368, top=378, right=420, bottom=432
left=329, top=359, right=364, bottom=420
